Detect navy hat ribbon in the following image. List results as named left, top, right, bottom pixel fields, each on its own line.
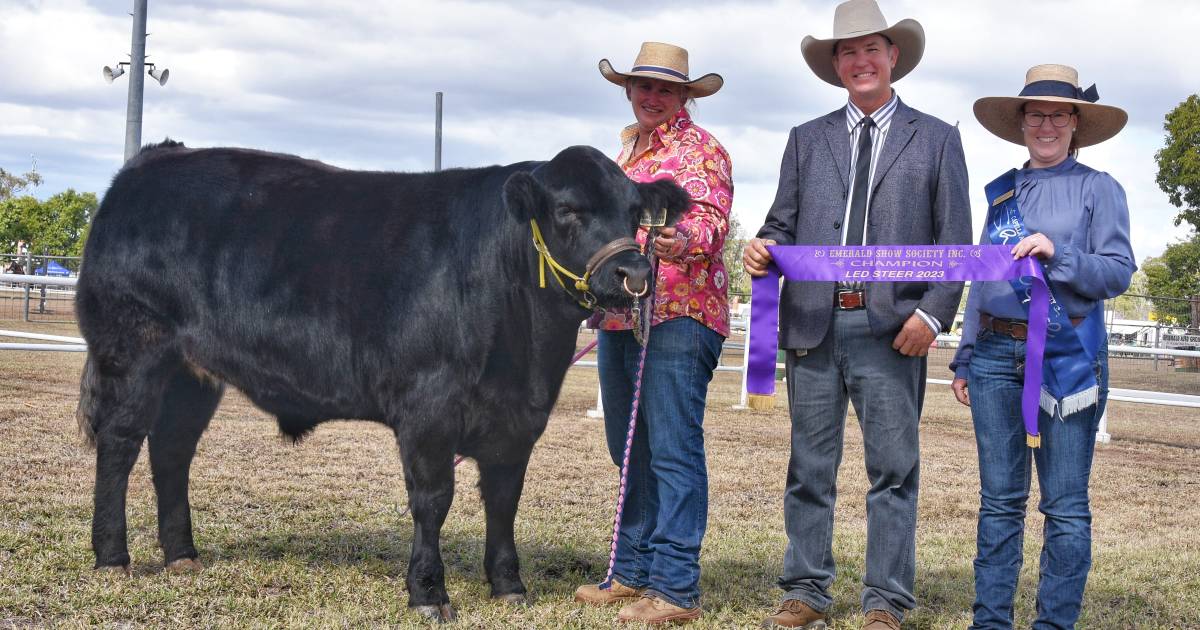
left=1019, top=80, right=1100, bottom=103
left=630, top=64, right=689, bottom=81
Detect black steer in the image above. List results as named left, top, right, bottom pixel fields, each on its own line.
left=74, top=141, right=688, bottom=621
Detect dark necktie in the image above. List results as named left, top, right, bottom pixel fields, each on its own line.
left=846, top=116, right=874, bottom=246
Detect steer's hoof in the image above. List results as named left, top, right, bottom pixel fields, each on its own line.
left=165, top=557, right=204, bottom=574
left=413, top=603, right=457, bottom=623
left=96, top=564, right=131, bottom=577
left=494, top=592, right=532, bottom=607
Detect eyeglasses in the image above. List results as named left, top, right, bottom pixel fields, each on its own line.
left=1023, top=110, right=1075, bottom=128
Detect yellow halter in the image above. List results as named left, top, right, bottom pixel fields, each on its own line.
left=528, top=218, right=640, bottom=310
left=530, top=218, right=594, bottom=308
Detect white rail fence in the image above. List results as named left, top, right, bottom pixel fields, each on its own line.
left=577, top=333, right=1200, bottom=434
left=0, top=329, right=88, bottom=352
left=2, top=274, right=1197, bottom=432
left=1, top=273, right=79, bottom=288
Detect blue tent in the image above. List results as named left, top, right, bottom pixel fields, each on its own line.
left=34, top=260, right=71, bottom=277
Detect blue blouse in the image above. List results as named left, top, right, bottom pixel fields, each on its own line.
left=951, top=157, right=1136, bottom=379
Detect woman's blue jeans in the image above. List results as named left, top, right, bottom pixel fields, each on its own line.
left=967, top=328, right=1108, bottom=630
left=597, top=316, right=723, bottom=609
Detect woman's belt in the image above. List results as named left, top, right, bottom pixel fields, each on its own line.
left=980, top=313, right=1085, bottom=340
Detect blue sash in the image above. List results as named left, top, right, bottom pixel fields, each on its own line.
left=984, top=169, right=1103, bottom=420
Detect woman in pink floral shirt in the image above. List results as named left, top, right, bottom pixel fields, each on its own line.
left=573, top=42, right=732, bottom=626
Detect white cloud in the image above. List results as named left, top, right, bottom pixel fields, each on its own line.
left=1, top=0, right=1195, bottom=264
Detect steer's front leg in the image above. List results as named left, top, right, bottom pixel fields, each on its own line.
left=396, top=428, right=457, bottom=622
left=476, top=442, right=534, bottom=603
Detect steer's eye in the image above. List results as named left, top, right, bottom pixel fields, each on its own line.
left=554, top=204, right=585, bottom=234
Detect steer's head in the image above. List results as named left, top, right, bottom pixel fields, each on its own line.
left=503, top=145, right=689, bottom=308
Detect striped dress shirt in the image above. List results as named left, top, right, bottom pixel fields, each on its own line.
left=839, top=92, right=941, bottom=334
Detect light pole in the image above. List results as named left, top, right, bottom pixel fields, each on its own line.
left=102, top=0, right=169, bottom=163
left=434, top=92, right=443, bottom=172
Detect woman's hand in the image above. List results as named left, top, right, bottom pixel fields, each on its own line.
left=951, top=377, right=970, bottom=407
left=742, top=238, right=777, bottom=277
left=1011, top=232, right=1055, bottom=260
left=652, top=226, right=686, bottom=260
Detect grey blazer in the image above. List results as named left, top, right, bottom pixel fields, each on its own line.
left=758, top=98, right=972, bottom=350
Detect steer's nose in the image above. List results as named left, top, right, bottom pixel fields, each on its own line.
left=617, top=263, right=651, bottom=297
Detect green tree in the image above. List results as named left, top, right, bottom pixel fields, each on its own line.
left=1110, top=269, right=1150, bottom=320
left=0, top=167, right=42, bottom=202
left=1141, top=232, right=1200, bottom=327
left=0, top=189, right=98, bottom=258
left=1155, top=94, right=1200, bottom=232
left=722, top=210, right=750, bottom=300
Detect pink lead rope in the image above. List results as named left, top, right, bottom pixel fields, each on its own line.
left=598, top=333, right=650, bottom=590
left=597, top=248, right=658, bottom=591
left=571, top=340, right=599, bottom=364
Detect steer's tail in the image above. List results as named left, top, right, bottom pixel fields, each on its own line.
left=76, top=355, right=100, bottom=448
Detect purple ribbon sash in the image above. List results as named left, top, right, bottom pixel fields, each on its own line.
left=986, top=170, right=1101, bottom=427
left=748, top=244, right=1049, bottom=443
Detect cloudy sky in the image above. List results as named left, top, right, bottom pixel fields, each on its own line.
left=1, top=0, right=1195, bottom=264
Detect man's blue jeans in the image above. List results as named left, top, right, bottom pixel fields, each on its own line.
left=597, top=316, right=723, bottom=609
left=967, top=328, right=1108, bottom=630
left=778, top=308, right=924, bottom=621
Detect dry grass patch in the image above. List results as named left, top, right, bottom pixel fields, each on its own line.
left=1, top=322, right=1198, bottom=628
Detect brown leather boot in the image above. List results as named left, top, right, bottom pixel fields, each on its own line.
left=573, top=578, right=646, bottom=606
left=616, top=595, right=702, bottom=625
left=761, top=599, right=828, bottom=628
left=862, top=609, right=901, bottom=630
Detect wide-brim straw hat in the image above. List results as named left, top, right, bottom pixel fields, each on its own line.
left=974, top=64, right=1128, bottom=148
left=801, top=0, right=925, bottom=87
left=598, top=41, right=723, bottom=98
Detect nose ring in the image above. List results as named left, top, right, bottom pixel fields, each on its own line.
left=623, top=276, right=650, bottom=297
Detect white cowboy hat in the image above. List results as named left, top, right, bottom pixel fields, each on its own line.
left=973, top=64, right=1128, bottom=148
left=598, top=41, right=723, bottom=98
left=800, top=0, right=925, bottom=87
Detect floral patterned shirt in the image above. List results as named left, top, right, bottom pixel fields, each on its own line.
left=595, top=109, right=733, bottom=337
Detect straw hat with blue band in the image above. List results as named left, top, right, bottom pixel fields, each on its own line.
left=598, top=42, right=723, bottom=98
left=800, top=0, right=925, bottom=87
left=973, top=64, right=1128, bottom=148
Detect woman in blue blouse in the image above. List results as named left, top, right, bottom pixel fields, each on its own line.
left=950, top=64, right=1136, bottom=629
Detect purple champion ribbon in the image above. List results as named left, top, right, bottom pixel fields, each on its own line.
left=748, top=244, right=1049, bottom=444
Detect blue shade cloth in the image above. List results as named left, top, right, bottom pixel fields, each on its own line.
left=951, top=157, right=1136, bottom=380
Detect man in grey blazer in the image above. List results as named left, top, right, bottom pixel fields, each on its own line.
left=743, top=1, right=971, bottom=628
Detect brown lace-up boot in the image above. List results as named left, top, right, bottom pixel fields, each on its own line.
left=573, top=578, right=645, bottom=606
left=760, top=599, right=828, bottom=628
left=862, top=609, right=901, bottom=630
left=616, top=595, right=702, bottom=625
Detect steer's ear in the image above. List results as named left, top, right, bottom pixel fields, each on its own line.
left=636, top=179, right=691, bottom=227
left=503, top=171, right=548, bottom=222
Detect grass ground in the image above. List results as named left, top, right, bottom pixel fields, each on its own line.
left=1, top=323, right=1198, bottom=628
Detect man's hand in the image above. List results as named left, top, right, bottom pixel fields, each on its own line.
left=742, top=238, right=777, bottom=277
left=1011, top=232, right=1055, bottom=260
left=951, top=377, right=970, bottom=407
left=892, top=314, right=936, bottom=357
